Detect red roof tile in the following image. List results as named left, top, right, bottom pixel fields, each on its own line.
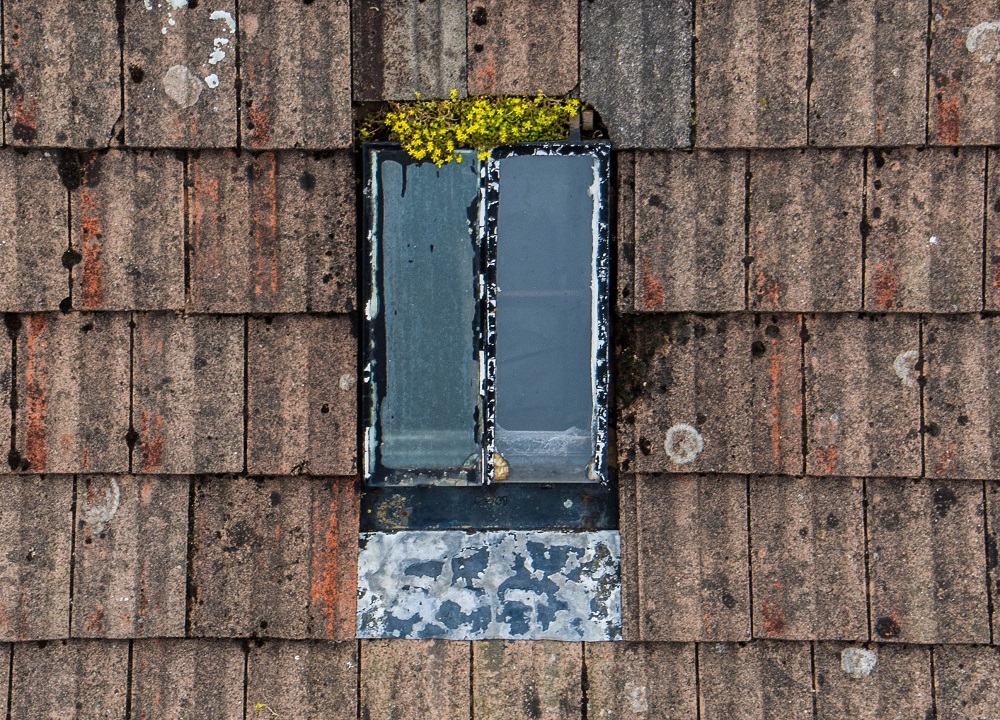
left=473, top=639, right=582, bottom=719
left=361, top=639, right=469, bottom=720
left=248, top=640, right=358, bottom=720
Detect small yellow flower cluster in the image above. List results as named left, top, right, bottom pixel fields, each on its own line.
left=363, top=90, right=581, bottom=167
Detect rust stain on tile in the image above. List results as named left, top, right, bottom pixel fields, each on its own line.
left=639, top=257, right=665, bottom=310
left=933, top=440, right=958, bottom=477
left=310, top=485, right=356, bottom=639
left=245, top=57, right=272, bottom=146
left=869, top=261, right=899, bottom=310
left=78, top=188, right=105, bottom=308
left=24, top=313, right=49, bottom=471
left=11, top=79, right=37, bottom=143
left=249, top=155, right=279, bottom=299
left=934, top=73, right=962, bottom=144
left=768, top=350, right=782, bottom=466
left=758, top=596, right=787, bottom=636
left=753, top=270, right=781, bottom=307
left=138, top=410, right=164, bottom=472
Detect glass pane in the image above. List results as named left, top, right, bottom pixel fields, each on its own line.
left=374, top=150, right=482, bottom=480
left=493, top=152, right=600, bottom=482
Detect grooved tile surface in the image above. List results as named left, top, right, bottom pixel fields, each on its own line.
left=240, top=0, right=352, bottom=149
left=133, top=313, right=244, bottom=474
left=248, top=640, right=358, bottom=720
left=698, top=641, right=814, bottom=720
left=71, top=475, right=189, bottom=638
left=13, top=313, right=130, bottom=474
left=69, top=150, right=185, bottom=311
left=814, top=643, right=933, bottom=720
left=2, top=0, right=120, bottom=148
left=584, top=642, right=697, bottom=720
left=472, top=640, right=581, bottom=720
left=360, top=640, right=470, bottom=720
left=633, top=151, right=746, bottom=312
left=933, top=644, right=1000, bottom=719
left=352, top=0, right=467, bottom=101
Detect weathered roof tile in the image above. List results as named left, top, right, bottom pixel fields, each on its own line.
left=467, top=0, right=578, bottom=96
left=71, top=475, right=188, bottom=639
left=929, top=1, right=1000, bottom=145
left=3, top=0, right=119, bottom=148
left=580, top=0, right=692, bottom=149
left=0, top=328, right=9, bottom=457
left=133, top=313, right=244, bottom=474
left=124, top=1, right=237, bottom=147
left=923, top=315, right=1000, bottom=479
left=352, top=0, right=466, bottom=101
left=10, top=640, right=128, bottom=719
left=0, top=151, right=70, bottom=313
left=189, top=151, right=356, bottom=314
left=247, top=315, right=356, bottom=476
left=131, top=639, right=245, bottom=720
left=0, top=475, right=72, bottom=641
left=750, top=476, right=867, bottom=641
left=698, top=641, right=813, bottom=720
left=749, top=149, right=863, bottom=311
left=360, top=640, right=469, bottom=720
left=190, top=475, right=357, bottom=639
left=814, top=643, right=932, bottom=720
left=984, top=147, right=1000, bottom=309
left=584, top=642, right=697, bottom=720
left=868, top=477, right=989, bottom=643
left=70, top=150, right=185, bottom=311
left=805, top=314, right=921, bottom=477
left=934, top=644, right=1000, bottom=718
left=618, top=474, right=640, bottom=639
left=865, top=147, right=985, bottom=313
left=986, top=480, right=1000, bottom=642
left=472, top=640, right=581, bottom=719
left=248, top=640, right=358, bottom=720
left=809, top=0, right=927, bottom=147
left=13, top=312, right=130, bottom=474
left=616, top=151, right=637, bottom=314
left=620, top=314, right=801, bottom=476
left=240, top=0, right=352, bottom=149
left=632, top=474, right=750, bottom=642
left=695, top=0, right=808, bottom=147
left=633, top=151, right=746, bottom=313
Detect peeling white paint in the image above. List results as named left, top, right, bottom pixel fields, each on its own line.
left=840, top=647, right=878, bottom=678
left=893, top=349, right=920, bottom=388
left=664, top=423, right=704, bottom=464
left=163, top=64, right=203, bottom=107
left=81, top=478, right=121, bottom=534
left=357, top=530, right=622, bottom=641
left=966, top=21, right=1000, bottom=62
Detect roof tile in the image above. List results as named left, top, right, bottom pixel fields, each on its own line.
left=620, top=314, right=802, bottom=476
left=814, top=643, right=932, bottom=720
left=189, top=151, right=356, bottom=314
left=352, top=0, right=466, bottom=101
left=809, top=0, right=927, bottom=146
left=929, top=1, right=1000, bottom=145
left=3, top=0, right=119, bottom=148
left=618, top=474, right=640, bottom=639
left=580, top=0, right=692, bottom=149
left=248, top=640, right=358, bottom=720
left=0, top=644, right=6, bottom=717
left=124, top=0, right=237, bottom=147
left=71, top=475, right=188, bottom=639
left=633, top=151, right=746, bottom=313
left=247, top=315, right=357, bottom=476
left=749, top=149, right=863, bottom=311
left=984, top=147, right=1000, bottom=308
left=933, top=644, right=1000, bottom=718
left=190, top=475, right=357, bottom=639
left=923, top=315, right=1000, bottom=479
left=472, top=639, right=581, bottom=719
left=805, top=314, right=921, bottom=477
left=616, top=151, right=636, bottom=314
left=360, top=639, right=469, bottom=720
left=0, top=151, right=69, bottom=313
left=868, top=477, right=989, bottom=643
left=240, top=0, right=352, bottom=149
left=865, top=147, right=985, bottom=313
left=10, top=640, right=128, bottom=719
left=1, top=329, right=9, bottom=457
left=70, top=151, right=185, bottom=311
left=0, top=475, right=72, bottom=641
left=133, top=313, right=244, bottom=474
left=632, top=474, right=750, bottom=642
left=695, top=0, right=808, bottom=147
left=131, top=639, right=245, bottom=720
left=750, top=476, right=868, bottom=641
left=467, top=0, right=577, bottom=96
left=986, top=480, right=1000, bottom=641
left=698, top=641, right=813, bottom=720
left=584, top=642, right=697, bottom=720
left=13, top=313, right=130, bottom=474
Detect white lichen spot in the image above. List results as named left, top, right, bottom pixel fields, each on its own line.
left=163, top=65, right=204, bottom=107
left=840, top=647, right=878, bottom=678
left=161, top=26, right=168, bottom=34
left=563, top=499, right=573, bottom=509
left=204, top=73, right=220, bottom=89
left=664, top=423, right=704, bottom=464
left=625, top=683, right=649, bottom=714
left=340, top=373, right=356, bottom=390
left=210, top=9, right=236, bottom=33
left=81, top=478, right=121, bottom=534
left=166, top=0, right=188, bottom=8
left=966, top=21, right=1000, bottom=62
left=893, top=349, right=920, bottom=389
left=208, top=36, right=229, bottom=65
left=929, top=235, right=939, bottom=245
left=144, top=0, right=153, bottom=9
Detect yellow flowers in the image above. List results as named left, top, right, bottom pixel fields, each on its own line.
left=362, top=91, right=582, bottom=167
